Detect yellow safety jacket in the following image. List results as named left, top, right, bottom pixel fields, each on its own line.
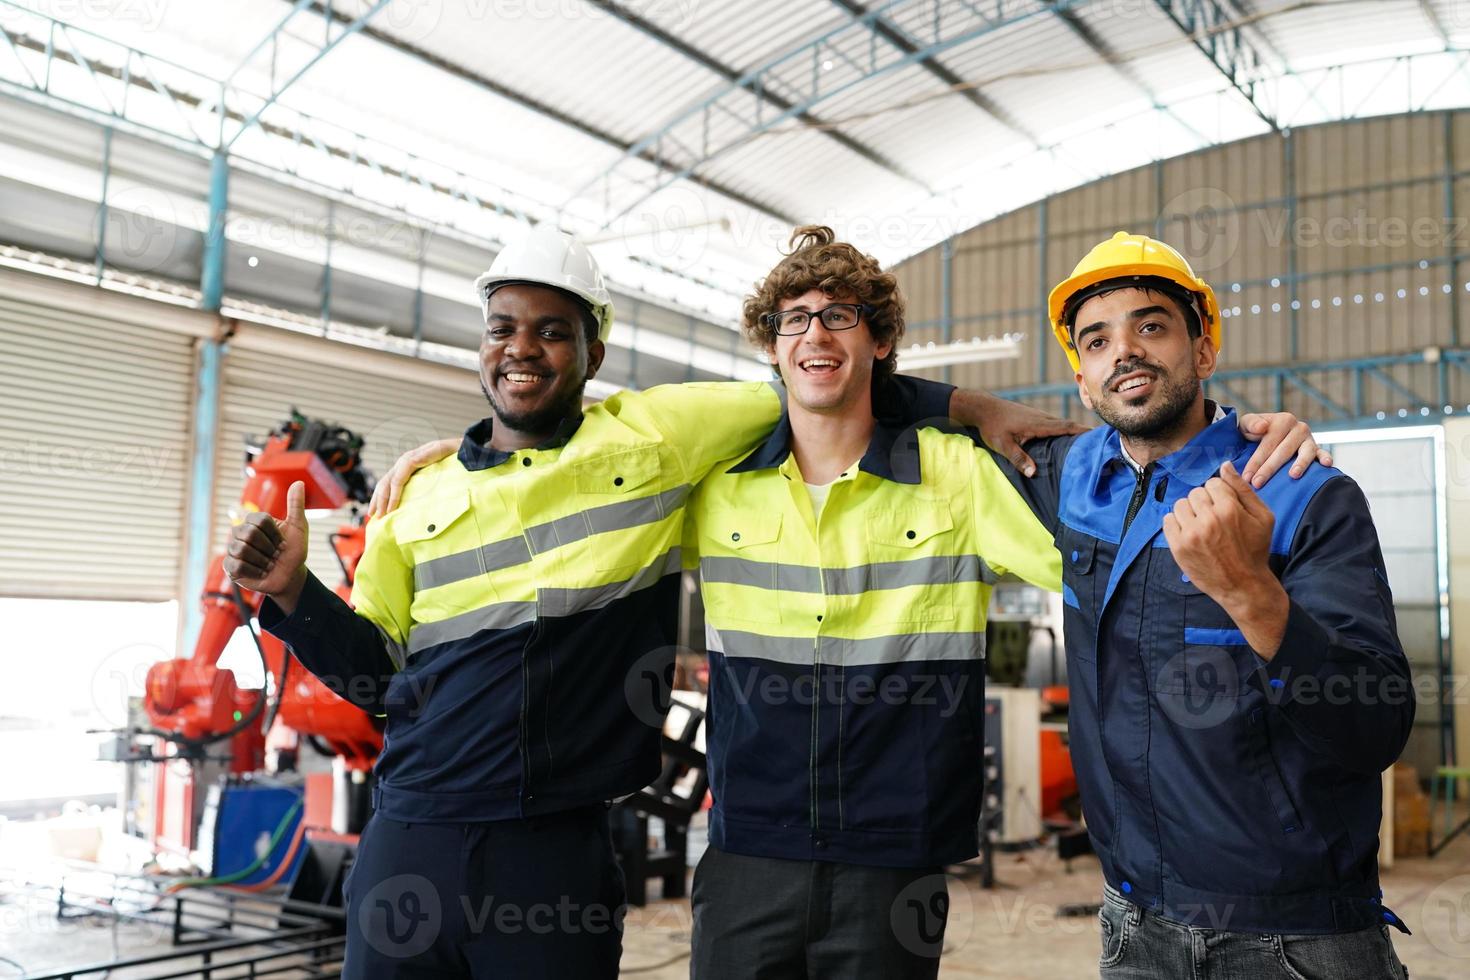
left=688, top=413, right=1061, bottom=866
left=277, top=382, right=783, bottom=821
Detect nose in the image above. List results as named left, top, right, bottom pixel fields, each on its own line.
left=1112, top=331, right=1146, bottom=365
left=804, top=315, right=837, bottom=341
left=503, top=326, right=543, bottom=361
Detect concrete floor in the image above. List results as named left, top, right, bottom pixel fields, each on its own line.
left=4, top=826, right=1470, bottom=978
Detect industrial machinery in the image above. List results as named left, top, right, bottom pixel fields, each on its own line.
left=102, top=411, right=383, bottom=865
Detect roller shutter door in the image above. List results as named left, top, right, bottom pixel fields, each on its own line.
left=0, top=291, right=195, bottom=599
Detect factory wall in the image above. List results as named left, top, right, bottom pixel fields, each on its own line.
left=896, top=111, right=1470, bottom=422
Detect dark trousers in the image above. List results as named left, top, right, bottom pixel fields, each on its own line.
left=690, top=845, right=948, bottom=980
left=342, top=806, right=625, bottom=979
left=1099, top=884, right=1410, bottom=979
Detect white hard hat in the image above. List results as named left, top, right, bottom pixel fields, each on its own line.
left=473, top=224, right=615, bottom=342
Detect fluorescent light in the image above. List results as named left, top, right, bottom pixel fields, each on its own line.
left=895, top=336, right=1022, bottom=370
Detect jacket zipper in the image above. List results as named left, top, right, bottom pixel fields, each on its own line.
left=1122, top=462, right=1155, bottom=536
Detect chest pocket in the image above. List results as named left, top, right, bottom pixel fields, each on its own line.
left=699, top=514, right=786, bottom=626
left=865, top=505, right=955, bottom=624
left=1154, top=548, right=1255, bottom=694
left=572, top=447, right=669, bottom=573
left=1058, top=527, right=1100, bottom=661
left=398, top=491, right=493, bottom=613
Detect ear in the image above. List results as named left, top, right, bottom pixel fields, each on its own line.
left=1075, top=372, right=1094, bottom=411
left=585, top=339, right=606, bottom=380
left=874, top=338, right=893, bottom=362
left=1194, top=331, right=1218, bottom=381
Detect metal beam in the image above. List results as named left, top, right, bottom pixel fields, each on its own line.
left=181, top=335, right=223, bottom=653
left=225, top=0, right=393, bottom=148
left=828, top=0, right=1042, bottom=144
left=1420, top=0, right=1454, bottom=47
left=583, top=0, right=1092, bottom=231
left=587, top=0, right=933, bottom=195
left=1151, top=0, right=1279, bottom=131
left=1048, top=3, right=1217, bottom=146
left=300, top=0, right=795, bottom=224
left=994, top=351, right=1470, bottom=426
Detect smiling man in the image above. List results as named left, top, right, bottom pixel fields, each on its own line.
left=986, top=232, right=1414, bottom=978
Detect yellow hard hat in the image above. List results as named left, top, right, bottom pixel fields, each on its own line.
left=1047, top=231, right=1221, bottom=373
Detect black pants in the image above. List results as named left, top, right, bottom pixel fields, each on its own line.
left=342, top=806, right=625, bottom=979
left=690, top=846, right=947, bottom=980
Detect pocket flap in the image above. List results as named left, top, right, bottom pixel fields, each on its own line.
left=711, top=515, right=782, bottom=549
left=867, top=506, right=953, bottom=549
left=574, top=447, right=663, bottom=495
left=1158, top=550, right=1205, bottom=595
left=1062, top=533, right=1098, bottom=575
left=396, top=491, right=473, bottom=544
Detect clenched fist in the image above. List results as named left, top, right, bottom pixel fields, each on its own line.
left=1162, top=461, right=1290, bottom=658
left=224, top=480, right=310, bottom=611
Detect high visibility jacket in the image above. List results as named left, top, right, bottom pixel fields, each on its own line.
left=264, top=382, right=783, bottom=822
left=688, top=414, right=1062, bottom=868
left=1001, top=408, right=1414, bottom=934
left=262, top=378, right=956, bottom=824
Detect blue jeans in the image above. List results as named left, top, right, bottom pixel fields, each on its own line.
left=1098, top=885, right=1408, bottom=979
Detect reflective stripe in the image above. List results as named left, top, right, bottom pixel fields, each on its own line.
left=699, top=553, right=997, bottom=595
left=408, top=600, right=538, bottom=655
left=539, top=548, right=682, bottom=618
left=413, top=535, right=531, bottom=591
left=525, top=484, right=691, bottom=555
left=714, top=628, right=985, bottom=666
left=410, top=483, right=690, bottom=592
left=699, top=556, right=822, bottom=592
left=822, top=554, right=998, bottom=593
left=406, top=549, right=684, bottom=655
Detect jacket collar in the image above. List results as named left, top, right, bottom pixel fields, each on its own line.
left=728, top=410, right=924, bottom=485
left=1088, top=400, right=1243, bottom=494
left=457, top=415, right=584, bottom=471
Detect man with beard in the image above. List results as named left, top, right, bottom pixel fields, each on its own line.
left=221, top=223, right=1078, bottom=978
left=978, top=232, right=1414, bottom=978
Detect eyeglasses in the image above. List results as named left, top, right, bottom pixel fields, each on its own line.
left=762, top=303, right=874, bottom=336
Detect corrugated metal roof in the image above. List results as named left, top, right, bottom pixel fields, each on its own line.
left=7, top=0, right=1470, bottom=324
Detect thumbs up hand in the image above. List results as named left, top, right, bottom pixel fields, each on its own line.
left=224, top=481, right=310, bottom=609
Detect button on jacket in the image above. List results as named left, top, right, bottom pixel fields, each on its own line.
left=1000, top=408, right=1413, bottom=935
left=688, top=414, right=1062, bottom=868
